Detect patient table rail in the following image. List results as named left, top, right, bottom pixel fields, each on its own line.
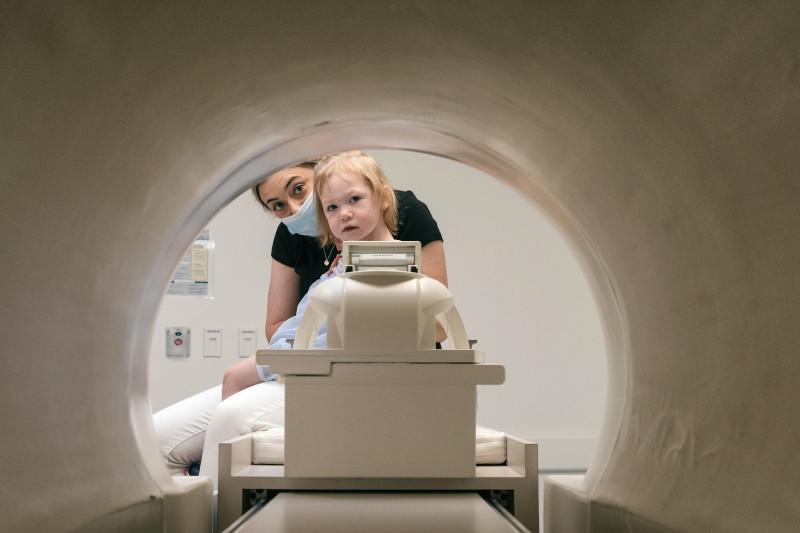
left=218, top=433, right=538, bottom=531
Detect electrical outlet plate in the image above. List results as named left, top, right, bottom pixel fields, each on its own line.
left=239, top=329, right=257, bottom=358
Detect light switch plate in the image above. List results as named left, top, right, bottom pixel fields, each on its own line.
left=203, top=328, right=222, bottom=357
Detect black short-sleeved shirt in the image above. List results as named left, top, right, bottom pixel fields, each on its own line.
left=271, top=190, right=443, bottom=300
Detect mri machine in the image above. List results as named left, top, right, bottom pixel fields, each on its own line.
left=2, top=2, right=799, bottom=532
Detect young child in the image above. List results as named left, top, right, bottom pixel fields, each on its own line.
left=256, top=150, right=398, bottom=379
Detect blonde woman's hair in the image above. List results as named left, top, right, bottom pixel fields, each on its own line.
left=313, top=151, right=397, bottom=247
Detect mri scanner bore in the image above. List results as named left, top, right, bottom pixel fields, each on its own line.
left=6, top=4, right=799, bottom=531
left=149, top=150, right=605, bottom=530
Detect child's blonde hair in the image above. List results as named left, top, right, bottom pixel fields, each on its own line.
left=314, top=150, right=398, bottom=247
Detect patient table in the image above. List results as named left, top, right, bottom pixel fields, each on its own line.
left=217, top=241, right=539, bottom=531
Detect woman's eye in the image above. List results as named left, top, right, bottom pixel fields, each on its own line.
left=271, top=202, right=285, bottom=212
left=292, top=183, right=305, bottom=196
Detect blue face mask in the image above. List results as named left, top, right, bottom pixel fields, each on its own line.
left=281, top=191, right=319, bottom=236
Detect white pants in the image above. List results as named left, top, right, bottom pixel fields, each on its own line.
left=153, top=382, right=285, bottom=488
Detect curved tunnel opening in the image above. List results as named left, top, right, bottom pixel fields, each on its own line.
left=5, top=3, right=797, bottom=531
left=133, top=122, right=627, bottom=499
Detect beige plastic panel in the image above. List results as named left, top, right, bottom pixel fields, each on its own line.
left=294, top=269, right=469, bottom=352
left=2, top=3, right=799, bottom=532
left=257, top=348, right=485, bottom=375
left=285, top=369, right=479, bottom=478
left=284, top=362, right=504, bottom=385
left=281, top=363, right=503, bottom=478
left=341, top=240, right=421, bottom=272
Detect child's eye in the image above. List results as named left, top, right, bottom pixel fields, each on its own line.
left=349, top=195, right=362, bottom=203
left=326, top=204, right=338, bottom=212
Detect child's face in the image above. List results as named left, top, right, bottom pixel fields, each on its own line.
left=318, top=171, right=390, bottom=243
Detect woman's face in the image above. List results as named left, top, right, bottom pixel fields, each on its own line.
left=256, top=166, right=314, bottom=218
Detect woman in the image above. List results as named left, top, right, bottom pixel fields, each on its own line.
left=154, top=154, right=448, bottom=482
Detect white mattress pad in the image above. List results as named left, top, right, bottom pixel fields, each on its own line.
left=250, top=426, right=507, bottom=466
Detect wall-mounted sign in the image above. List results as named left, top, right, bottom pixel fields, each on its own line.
left=167, top=229, right=214, bottom=298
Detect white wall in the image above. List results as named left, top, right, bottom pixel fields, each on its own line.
left=148, top=193, right=281, bottom=409
left=148, top=150, right=606, bottom=469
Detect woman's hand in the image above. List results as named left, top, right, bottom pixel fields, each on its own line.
left=326, top=253, right=343, bottom=274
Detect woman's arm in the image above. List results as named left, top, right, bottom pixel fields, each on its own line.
left=421, top=240, right=449, bottom=343
left=421, top=240, right=448, bottom=287
left=266, top=259, right=300, bottom=341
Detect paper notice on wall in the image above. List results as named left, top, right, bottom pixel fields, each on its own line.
left=190, top=245, right=209, bottom=282
left=167, top=230, right=214, bottom=297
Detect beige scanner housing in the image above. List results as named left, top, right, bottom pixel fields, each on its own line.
left=258, top=241, right=504, bottom=478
